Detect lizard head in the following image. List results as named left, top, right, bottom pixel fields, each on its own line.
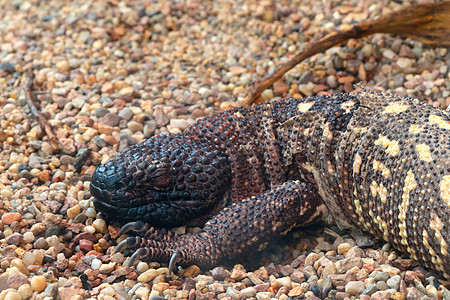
left=90, top=132, right=231, bottom=227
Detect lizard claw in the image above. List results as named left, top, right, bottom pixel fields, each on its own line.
left=120, top=220, right=151, bottom=236
left=128, top=248, right=148, bottom=266
left=114, top=236, right=140, bottom=254
left=168, top=249, right=181, bottom=276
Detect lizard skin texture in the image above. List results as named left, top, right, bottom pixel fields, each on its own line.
left=90, top=90, right=450, bottom=278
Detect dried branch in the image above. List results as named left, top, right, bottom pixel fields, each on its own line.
left=24, top=73, right=59, bottom=152
left=245, top=1, right=450, bottom=105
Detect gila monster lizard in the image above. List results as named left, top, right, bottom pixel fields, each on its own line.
left=90, top=90, right=450, bottom=278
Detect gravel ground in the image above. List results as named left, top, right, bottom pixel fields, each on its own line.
left=0, top=0, right=449, bottom=299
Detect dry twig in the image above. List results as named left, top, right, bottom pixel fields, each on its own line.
left=24, top=73, right=59, bottom=152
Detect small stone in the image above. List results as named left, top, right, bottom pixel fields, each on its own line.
left=99, top=262, right=116, bottom=274
left=169, top=119, right=189, bottom=130
left=273, top=81, right=289, bottom=95
left=345, top=281, right=365, bottom=296
left=337, top=243, right=352, bottom=255
left=182, top=265, right=200, bottom=277
left=288, top=286, right=303, bottom=297
left=275, top=277, right=292, bottom=288
left=4, top=291, right=21, bottom=300
left=67, top=205, right=80, bottom=219
left=153, top=106, right=169, bottom=126
left=79, top=239, right=93, bottom=252
left=138, top=269, right=158, bottom=282
left=241, top=287, right=257, bottom=298
left=387, top=275, right=401, bottom=290
left=208, top=283, right=225, bottom=293
left=226, top=287, right=243, bottom=300
left=118, top=107, right=133, bottom=121
left=2, top=213, right=22, bottom=225
left=382, top=49, right=396, bottom=60
left=30, top=276, right=47, bottom=292
left=8, top=274, right=29, bottom=289
left=91, top=258, right=102, bottom=270
left=396, top=58, right=414, bottom=70
left=335, top=257, right=362, bottom=273
left=322, top=261, right=337, bottom=277
left=211, top=267, right=228, bottom=281
left=305, top=252, right=319, bottom=266
left=99, top=113, right=121, bottom=127
left=6, top=233, right=23, bottom=246
left=373, top=272, right=390, bottom=282
left=56, top=60, right=70, bottom=72
left=376, top=281, right=389, bottom=291
left=17, top=284, right=33, bottom=299
left=426, top=284, right=438, bottom=297
left=255, top=291, right=272, bottom=300
left=153, top=282, right=169, bottom=291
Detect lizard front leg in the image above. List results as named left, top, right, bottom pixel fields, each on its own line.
left=115, top=180, right=327, bottom=270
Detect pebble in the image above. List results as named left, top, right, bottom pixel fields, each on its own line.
left=345, top=281, right=366, bottom=295
left=2, top=212, right=23, bottom=225
left=30, top=276, right=47, bottom=292
left=227, top=287, right=243, bottom=300
left=387, top=275, right=401, bottom=289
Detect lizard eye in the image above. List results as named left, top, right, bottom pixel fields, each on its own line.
left=147, top=163, right=172, bottom=189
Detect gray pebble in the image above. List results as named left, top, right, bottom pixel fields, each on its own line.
left=376, top=281, right=389, bottom=291
left=373, top=271, right=390, bottom=282
left=60, top=155, right=75, bottom=165
left=73, top=213, right=88, bottom=223
left=95, top=107, right=109, bottom=118
left=144, top=120, right=157, bottom=138
left=211, top=266, right=228, bottom=281
left=119, top=107, right=133, bottom=121
left=43, top=283, right=58, bottom=298
left=34, top=237, right=49, bottom=249
left=387, top=275, right=401, bottom=290
left=18, top=170, right=33, bottom=180
left=6, top=233, right=23, bottom=246
left=345, top=281, right=365, bottom=296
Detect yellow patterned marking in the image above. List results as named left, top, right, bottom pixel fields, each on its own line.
left=429, top=114, right=450, bottom=130
left=415, top=144, right=432, bottom=163
left=352, top=127, right=367, bottom=134
left=408, top=124, right=423, bottom=134
left=297, top=102, right=315, bottom=113
left=323, top=123, right=333, bottom=141
left=440, top=175, right=450, bottom=206
left=369, top=180, right=387, bottom=203
left=383, top=103, right=409, bottom=114
left=379, top=183, right=387, bottom=203
left=341, top=100, right=356, bottom=113
left=234, top=111, right=244, bottom=118
left=375, top=135, right=400, bottom=156
left=423, top=229, right=436, bottom=258
left=370, top=181, right=378, bottom=197
left=353, top=154, right=362, bottom=175
left=376, top=216, right=389, bottom=240
left=430, top=212, right=448, bottom=256
left=399, top=171, right=417, bottom=247
left=373, top=159, right=391, bottom=178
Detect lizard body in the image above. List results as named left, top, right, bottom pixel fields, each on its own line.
left=90, top=90, right=450, bottom=278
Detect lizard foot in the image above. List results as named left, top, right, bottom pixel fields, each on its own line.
left=114, top=180, right=326, bottom=271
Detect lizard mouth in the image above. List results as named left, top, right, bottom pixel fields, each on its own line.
left=90, top=170, right=226, bottom=227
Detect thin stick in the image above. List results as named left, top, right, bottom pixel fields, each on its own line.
left=24, top=73, right=59, bottom=152
left=244, top=1, right=450, bottom=105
